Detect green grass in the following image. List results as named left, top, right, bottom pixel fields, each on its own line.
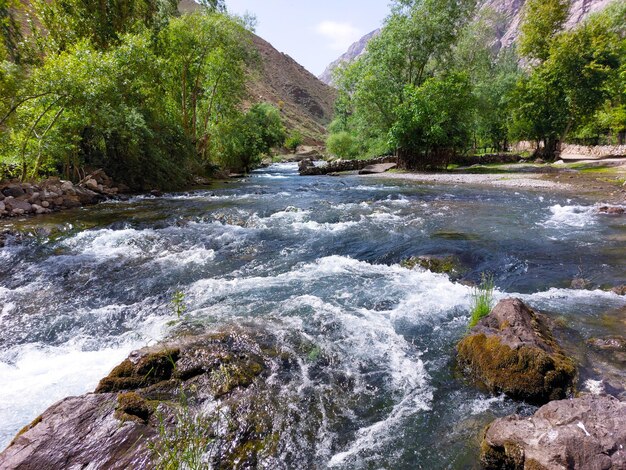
left=469, top=274, right=495, bottom=328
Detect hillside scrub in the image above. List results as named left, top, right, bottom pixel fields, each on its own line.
left=331, top=0, right=626, bottom=167
left=0, top=2, right=284, bottom=189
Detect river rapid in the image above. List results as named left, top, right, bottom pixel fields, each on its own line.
left=1, top=162, right=625, bottom=467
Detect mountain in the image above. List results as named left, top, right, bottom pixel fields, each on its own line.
left=481, top=0, right=614, bottom=48
left=318, top=29, right=380, bottom=86
left=178, top=1, right=336, bottom=144
left=319, top=0, right=613, bottom=86
left=246, top=34, right=336, bottom=145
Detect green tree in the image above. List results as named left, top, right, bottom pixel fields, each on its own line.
left=284, top=131, right=302, bottom=153
left=389, top=73, right=475, bottom=169
left=326, top=131, right=358, bottom=159
left=159, top=12, right=252, bottom=161
left=519, top=0, right=571, bottom=62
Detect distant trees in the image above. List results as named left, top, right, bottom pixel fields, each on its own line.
left=0, top=4, right=286, bottom=188
left=330, top=0, right=626, bottom=165
left=284, top=131, right=303, bottom=153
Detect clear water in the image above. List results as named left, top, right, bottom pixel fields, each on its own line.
left=1, top=163, right=625, bottom=467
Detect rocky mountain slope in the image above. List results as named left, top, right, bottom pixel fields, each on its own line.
left=318, top=29, right=380, bottom=86
left=319, top=0, right=613, bottom=85
left=180, top=1, right=336, bottom=144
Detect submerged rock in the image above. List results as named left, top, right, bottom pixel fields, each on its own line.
left=481, top=395, right=626, bottom=470
left=457, top=298, right=576, bottom=404
left=401, top=255, right=465, bottom=279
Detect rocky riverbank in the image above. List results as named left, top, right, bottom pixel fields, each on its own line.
left=0, top=170, right=124, bottom=219
left=458, top=298, right=626, bottom=469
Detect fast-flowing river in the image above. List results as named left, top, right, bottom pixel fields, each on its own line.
left=1, top=163, right=625, bottom=467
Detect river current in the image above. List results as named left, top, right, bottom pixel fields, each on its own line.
left=1, top=163, right=625, bottom=467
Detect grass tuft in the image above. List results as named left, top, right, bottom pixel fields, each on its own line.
left=469, top=274, right=495, bottom=328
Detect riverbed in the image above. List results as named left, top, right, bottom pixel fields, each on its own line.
left=1, top=163, right=625, bottom=467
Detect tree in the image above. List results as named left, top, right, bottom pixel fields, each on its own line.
left=519, top=0, right=571, bottom=62
left=389, top=73, right=475, bottom=169
left=332, top=0, right=477, bottom=167
left=159, top=12, right=252, bottom=161
left=326, top=132, right=358, bottom=159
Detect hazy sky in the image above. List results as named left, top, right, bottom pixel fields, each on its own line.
left=226, top=1, right=391, bottom=76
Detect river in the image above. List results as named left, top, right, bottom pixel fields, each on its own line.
left=1, top=163, right=625, bottom=467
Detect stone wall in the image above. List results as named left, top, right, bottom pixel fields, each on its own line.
left=560, top=144, right=626, bottom=160
left=299, top=156, right=398, bottom=176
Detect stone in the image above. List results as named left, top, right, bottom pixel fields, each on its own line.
left=0, top=329, right=284, bottom=469
left=612, top=285, right=626, bottom=296
left=4, top=198, right=32, bottom=213
left=481, top=395, right=626, bottom=470
left=2, top=185, right=25, bottom=198
left=11, top=208, right=25, bottom=216
left=0, top=201, right=4, bottom=212
left=84, top=178, right=99, bottom=192
left=358, top=163, right=397, bottom=174
left=62, top=196, right=81, bottom=208
left=598, top=206, right=625, bottom=215
left=60, top=181, right=73, bottom=192
left=41, top=201, right=49, bottom=208
left=570, top=277, right=592, bottom=289
left=456, top=298, right=576, bottom=404
left=31, top=204, right=46, bottom=215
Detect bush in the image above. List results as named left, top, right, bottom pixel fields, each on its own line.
left=326, top=131, right=359, bottom=159
left=284, top=131, right=302, bottom=153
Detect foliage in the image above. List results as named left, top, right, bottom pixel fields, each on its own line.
left=171, top=291, right=186, bottom=319
left=284, top=131, right=302, bottom=153
left=469, top=274, right=495, bottom=328
left=0, top=4, right=281, bottom=187
left=389, top=73, right=475, bottom=169
left=519, top=0, right=571, bottom=62
left=326, top=131, right=358, bottom=159
left=512, top=2, right=625, bottom=157
left=331, top=0, right=478, bottom=167
left=212, top=103, right=285, bottom=172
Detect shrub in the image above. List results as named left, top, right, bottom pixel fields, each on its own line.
left=326, top=131, right=358, bottom=159
left=284, top=131, right=302, bottom=153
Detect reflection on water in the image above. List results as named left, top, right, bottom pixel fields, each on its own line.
left=1, top=163, right=625, bottom=467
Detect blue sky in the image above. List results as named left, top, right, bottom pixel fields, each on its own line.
left=226, top=1, right=391, bottom=76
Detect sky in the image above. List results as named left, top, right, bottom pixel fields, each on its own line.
left=225, top=1, right=391, bottom=76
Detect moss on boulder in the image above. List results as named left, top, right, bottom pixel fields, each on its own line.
left=457, top=298, right=576, bottom=404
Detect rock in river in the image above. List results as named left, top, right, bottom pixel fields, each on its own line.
left=481, top=394, right=626, bottom=470
left=0, top=329, right=292, bottom=469
left=457, top=298, right=576, bottom=404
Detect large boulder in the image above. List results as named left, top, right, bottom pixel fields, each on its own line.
left=481, top=395, right=626, bottom=470
left=0, top=330, right=288, bottom=469
left=457, top=298, right=576, bottom=404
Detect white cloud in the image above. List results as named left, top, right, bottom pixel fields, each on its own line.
left=315, top=21, right=362, bottom=51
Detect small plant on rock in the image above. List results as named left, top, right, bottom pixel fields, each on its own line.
left=171, top=291, right=187, bottom=319
left=469, top=274, right=495, bottom=328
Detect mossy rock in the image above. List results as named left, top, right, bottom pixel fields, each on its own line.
left=96, top=348, right=180, bottom=393
left=401, top=255, right=465, bottom=278
left=457, top=298, right=576, bottom=404
left=115, top=392, right=153, bottom=423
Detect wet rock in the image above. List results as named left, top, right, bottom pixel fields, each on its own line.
left=298, top=158, right=315, bottom=173
left=598, top=206, right=625, bottom=215
left=612, top=285, right=626, bottom=296
left=1, top=330, right=286, bottom=469
left=401, top=255, right=465, bottom=279
left=0, top=393, right=154, bottom=470
left=457, top=298, right=576, bottom=404
left=481, top=395, right=626, bottom=470
left=0, top=201, right=4, bottom=212
left=1, top=184, right=25, bottom=198
left=570, top=277, right=592, bottom=290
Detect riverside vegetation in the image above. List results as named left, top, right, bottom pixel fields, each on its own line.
left=328, top=0, right=626, bottom=166
left=0, top=0, right=286, bottom=190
